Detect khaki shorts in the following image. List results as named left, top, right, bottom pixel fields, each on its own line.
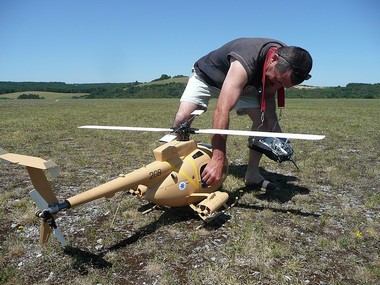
left=180, top=69, right=260, bottom=115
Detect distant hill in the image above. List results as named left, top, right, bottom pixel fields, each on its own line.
left=1, top=79, right=379, bottom=99
left=0, top=91, right=89, bottom=100
left=140, top=76, right=189, bottom=86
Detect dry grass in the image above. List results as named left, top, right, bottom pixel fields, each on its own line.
left=0, top=98, right=379, bottom=285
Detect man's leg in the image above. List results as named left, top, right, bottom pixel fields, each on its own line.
left=241, top=108, right=279, bottom=190
left=242, top=108, right=266, bottom=185
left=173, top=101, right=203, bottom=128
left=173, top=69, right=218, bottom=128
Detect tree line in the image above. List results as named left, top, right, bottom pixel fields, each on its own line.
left=1, top=79, right=379, bottom=99
left=286, top=83, right=380, bottom=99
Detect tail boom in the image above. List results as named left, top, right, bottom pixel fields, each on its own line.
left=66, top=160, right=173, bottom=208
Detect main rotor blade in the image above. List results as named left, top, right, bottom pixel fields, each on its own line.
left=79, top=125, right=325, bottom=140
left=195, top=129, right=325, bottom=140
left=79, top=125, right=173, bottom=132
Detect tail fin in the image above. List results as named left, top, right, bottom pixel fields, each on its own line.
left=0, top=149, right=65, bottom=246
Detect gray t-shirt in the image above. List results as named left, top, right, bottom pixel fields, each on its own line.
left=194, top=38, right=285, bottom=89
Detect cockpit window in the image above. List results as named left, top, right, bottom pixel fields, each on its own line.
left=192, top=151, right=204, bottom=159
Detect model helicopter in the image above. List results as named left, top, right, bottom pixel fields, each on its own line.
left=0, top=110, right=324, bottom=247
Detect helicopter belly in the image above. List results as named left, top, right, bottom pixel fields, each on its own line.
left=145, top=176, right=191, bottom=207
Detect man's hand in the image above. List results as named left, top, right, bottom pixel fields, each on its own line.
left=201, top=149, right=225, bottom=186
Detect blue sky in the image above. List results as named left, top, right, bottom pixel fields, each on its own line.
left=1, top=0, right=379, bottom=87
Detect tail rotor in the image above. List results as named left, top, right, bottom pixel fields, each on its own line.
left=0, top=149, right=66, bottom=246
left=29, top=190, right=67, bottom=246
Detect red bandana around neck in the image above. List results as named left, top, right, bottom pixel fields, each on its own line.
left=261, top=47, right=285, bottom=112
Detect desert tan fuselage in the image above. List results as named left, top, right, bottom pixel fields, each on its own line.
left=66, top=140, right=226, bottom=208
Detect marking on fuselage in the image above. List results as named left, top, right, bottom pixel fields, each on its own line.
left=179, top=181, right=186, bottom=191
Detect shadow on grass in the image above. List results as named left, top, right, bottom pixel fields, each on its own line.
left=236, top=202, right=321, bottom=218
left=228, top=164, right=311, bottom=203
left=107, top=206, right=196, bottom=251
left=63, top=246, right=112, bottom=274
left=227, top=164, right=321, bottom=218
left=63, top=205, right=230, bottom=274
left=62, top=208, right=193, bottom=275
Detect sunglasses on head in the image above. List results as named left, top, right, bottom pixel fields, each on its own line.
left=278, top=54, right=311, bottom=85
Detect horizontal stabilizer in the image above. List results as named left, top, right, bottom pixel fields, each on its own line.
left=0, top=149, right=59, bottom=178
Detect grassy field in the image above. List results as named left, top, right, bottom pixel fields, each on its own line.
left=0, top=99, right=379, bottom=285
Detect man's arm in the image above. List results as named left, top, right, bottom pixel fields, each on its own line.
left=201, top=58, right=248, bottom=185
